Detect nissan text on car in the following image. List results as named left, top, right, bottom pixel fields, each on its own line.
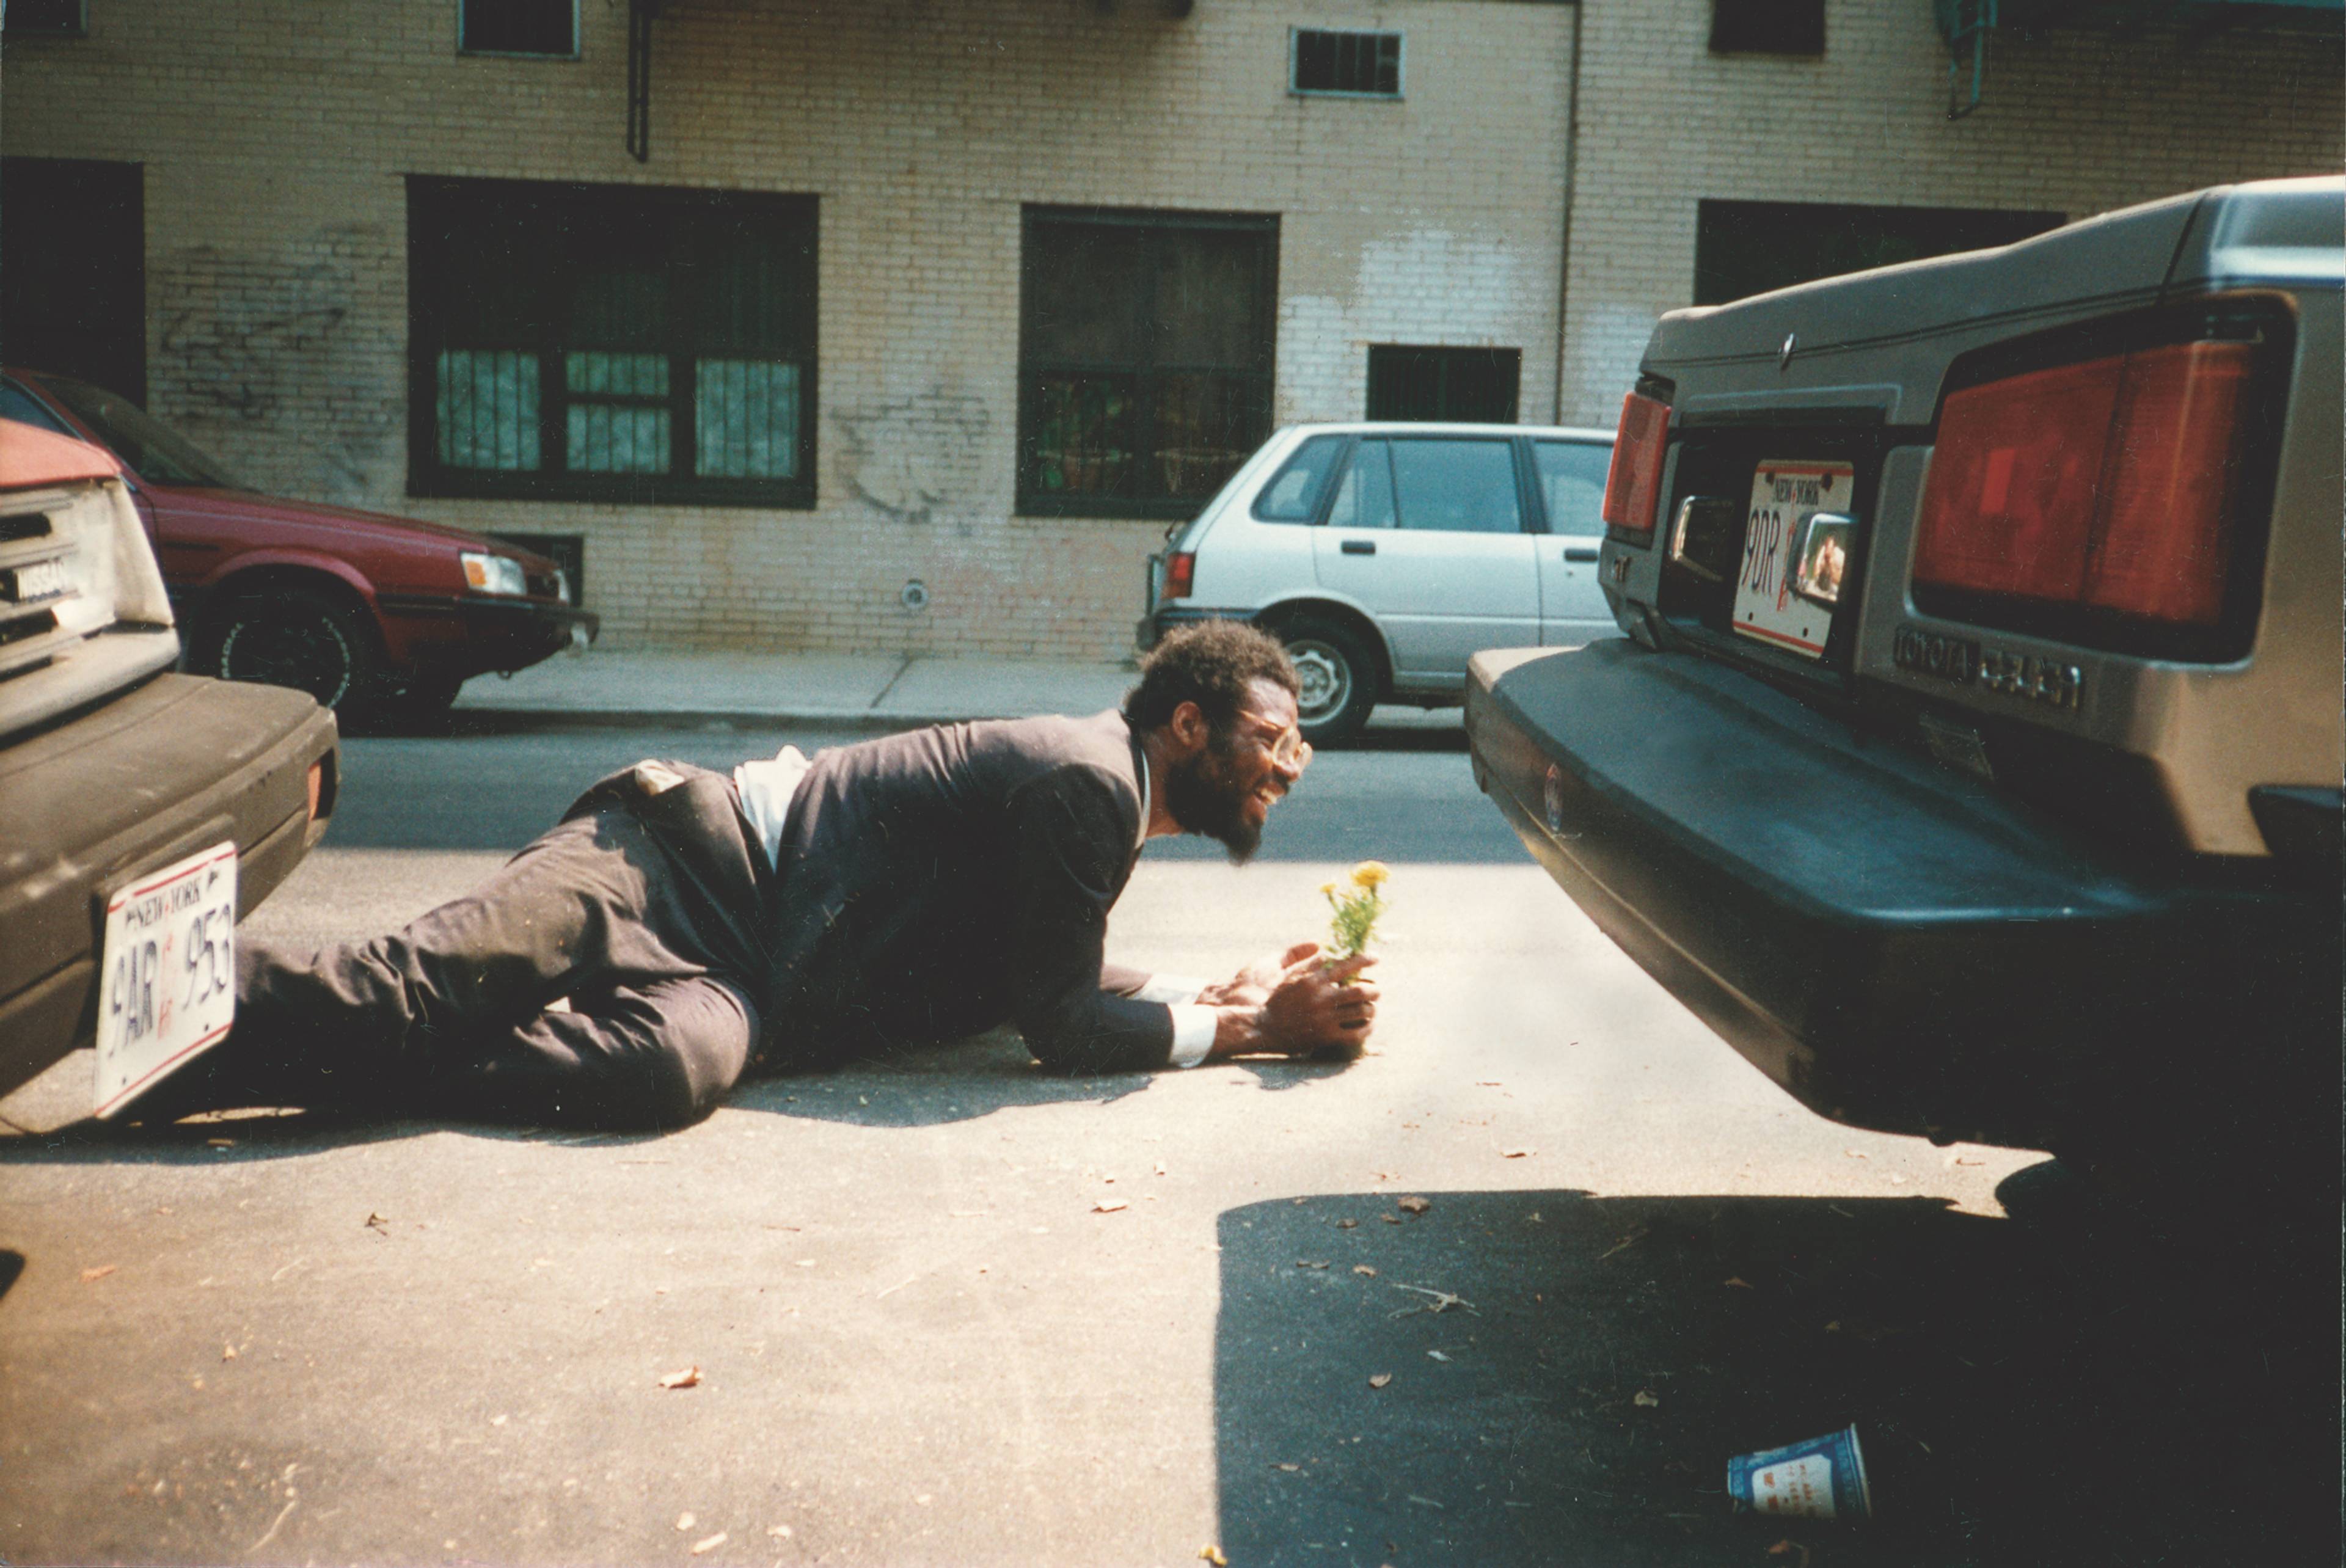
left=1, top=369, right=596, bottom=727
left=1140, top=421, right=1618, bottom=745
left=1465, top=177, right=2341, bottom=1194
left=0, top=418, right=337, bottom=1114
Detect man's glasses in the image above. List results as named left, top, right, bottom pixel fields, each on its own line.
left=1240, top=717, right=1312, bottom=770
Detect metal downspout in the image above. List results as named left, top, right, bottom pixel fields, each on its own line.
left=1552, top=0, right=1585, bottom=424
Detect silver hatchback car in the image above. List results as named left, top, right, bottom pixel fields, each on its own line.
left=1138, top=421, right=1619, bottom=744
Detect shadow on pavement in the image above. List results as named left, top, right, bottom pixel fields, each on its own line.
left=0, top=1034, right=1356, bottom=1156
left=1211, top=1187, right=2336, bottom=1567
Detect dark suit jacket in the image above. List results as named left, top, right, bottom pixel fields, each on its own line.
left=569, top=712, right=1177, bottom=1074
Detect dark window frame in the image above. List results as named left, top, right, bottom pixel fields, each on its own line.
left=406, top=175, right=819, bottom=509
left=1290, top=28, right=1406, bottom=99
left=1, top=0, right=87, bottom=38
left=1016, top=206, right=1279, bottom=522
left=1365, top=346, right=1522, bottom=424
left=458, top=0, right=581, bottom=60
left=1709, top=0, right=1826, bottom=56
left=1694, top=199, right=2067, bottom=307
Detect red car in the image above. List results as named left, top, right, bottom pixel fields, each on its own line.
left=0, top=368, right=596, bottom=726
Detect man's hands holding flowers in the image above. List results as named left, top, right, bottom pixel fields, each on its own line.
left=1201, top=940, right=1378, bottom=1060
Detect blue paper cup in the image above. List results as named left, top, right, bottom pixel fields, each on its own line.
left=1727, top=1424, right=1872, bottom=1520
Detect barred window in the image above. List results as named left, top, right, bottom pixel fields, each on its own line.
left=1017, top=208, right=1277, bottom=520
left=1291, top=29, right=1403, bottom=97
left=408, top=177, right=817, bottom=508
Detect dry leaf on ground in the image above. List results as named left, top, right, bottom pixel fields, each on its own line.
left=1633, top=1390, right=1660, bottom=1408
left=1353, top=1266, right=1377, bottom=1277
left=79, top=1265, right=117, bottom=1284
left=1295, top=1260, right=1329, bottom=1270
left=1397, top=1196, right=1431, bottom=1214
left=1500, top=1148, right=1533, bottom=1159
left=1337, top=1219, right=1358, bottom=1230
left=1199, top=1547, right=1229, bottom=1566
left=690, top=1531, right=728, bottom=1555
left=659, top=1366, right=703, bottom=1389
left=675, top=1512, right=696, bottom=1530
left=1724, top=1276, right=1754, bottom=1289
left=1368, top=1373, right=1393, bottom=1389
left=1094, top=1199, right=1128, bottom=1213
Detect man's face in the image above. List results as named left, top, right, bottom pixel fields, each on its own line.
left=1163, top=677, right=1310, bottom=866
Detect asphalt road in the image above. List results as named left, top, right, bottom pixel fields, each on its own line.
left=0, top=719, right=2331, bottom=1566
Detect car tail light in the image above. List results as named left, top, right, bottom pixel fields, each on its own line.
left=1162, top=550, right=1196, bottom=601
left=306, top=760, right=326, bottom=823
left=1915, top=340, right=2254, bottom=629
left=1601, top=391, right=1670, bottom=538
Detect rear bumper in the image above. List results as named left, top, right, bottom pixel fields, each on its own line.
left=1465, top=640, right=2336, bottom=1149
left=0, top=673, right=338, bottom=1097
left=1136, top=605, right=1244, bottom=650
left=376, top=593, right=599, bottom=679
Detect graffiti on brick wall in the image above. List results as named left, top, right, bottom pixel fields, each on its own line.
left=831, top=385, right=993, bottom=531
left=154, top=230, right=398, bottom=498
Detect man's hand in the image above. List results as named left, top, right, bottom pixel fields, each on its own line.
left=1206, top=943, right=1379, bottom=1060
left=1199, top=941, right=1321, bottom=1008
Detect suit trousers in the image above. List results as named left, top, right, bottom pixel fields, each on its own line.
left=212, top=804, right=761, bottom=1131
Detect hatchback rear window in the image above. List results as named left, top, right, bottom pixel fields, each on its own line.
left=1533, top=440, right=1610, bottom=536
left=1251, top=434, right=1348, bottom=523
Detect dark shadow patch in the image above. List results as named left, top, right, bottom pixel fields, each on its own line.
left=0, top=1250, right=23, bottom=1304
left=1213, top=1189, right=2336, bottom=1567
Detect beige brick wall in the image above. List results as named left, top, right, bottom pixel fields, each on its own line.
left=1558, top=1, right=2345, bottom=429
left=3, top=0, right=1574, bottom=658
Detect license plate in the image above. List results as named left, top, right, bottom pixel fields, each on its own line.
left=92, top=842, right=239, bottom=1118
left=1732, top=461, right=1854, bottom=659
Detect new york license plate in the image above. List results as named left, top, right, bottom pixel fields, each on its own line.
left=1733, top=461, right=1853, bottom=659
left=92, top=842, right=238, bottom=1117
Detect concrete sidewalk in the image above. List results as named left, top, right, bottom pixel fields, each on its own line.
left=452, top=645, right=1142, bottom=726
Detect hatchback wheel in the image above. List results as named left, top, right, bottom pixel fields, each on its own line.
left=1277, top=616, right=1378, bottom=747
left=202, top=588, right=381, bottom=714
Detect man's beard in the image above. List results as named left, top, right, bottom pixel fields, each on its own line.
left=1164, top=738, right=1263, bottom=866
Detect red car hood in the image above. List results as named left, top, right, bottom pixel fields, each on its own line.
left=155, top=484, right=532, bottom=560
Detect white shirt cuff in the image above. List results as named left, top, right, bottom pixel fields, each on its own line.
left=1132, top=973, right=1208, bottom=1005
left=1166, top=1004, right=1219, bottom=1069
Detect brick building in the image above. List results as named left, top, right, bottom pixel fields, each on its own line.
left=2, top=1, right=2336, bottom=658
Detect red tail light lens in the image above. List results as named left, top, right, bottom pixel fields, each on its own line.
left=1915, top=340, right=2253, bottom=629
left=1162, top=550, right=1195, bottom=601
left=1601, top=392, right=1670, bottom=538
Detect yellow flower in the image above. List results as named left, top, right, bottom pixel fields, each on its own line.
left=1350, top=861, right=1390, bottom=890
left=1318, top=881, right=1339, bottom=897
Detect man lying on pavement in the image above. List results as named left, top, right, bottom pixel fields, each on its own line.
left=124, top=621, right=1378, bottom=1131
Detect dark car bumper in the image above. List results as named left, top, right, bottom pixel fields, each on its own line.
left=0, top=673, right=338, bottom=1098
left=1465, top=640, right=2336, bottom=1150
left=1136, top=605, right=1242, bottom=651
left=378, top=593, right=599, bottom=679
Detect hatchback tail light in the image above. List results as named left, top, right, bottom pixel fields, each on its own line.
left=1161, top=550, right=1196, bottom=601
left=1915, top=339, right=2254, bottom=629
left=1601, top=391, right=1670, bottom=538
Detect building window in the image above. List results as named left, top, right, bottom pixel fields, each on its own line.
left=2, top=0, right=87, bottom=37
left=1709, top=0, right=1825, bottom=56
left=459, top=0, right=579, bottom=58
left=1291, top=29, right=1403, bottom=97
left=1018, top=208, right=1277, bottom=520
left=1694, top=200, right=2067, bottom=306
left=407, top=177, right=817, bottom=508
left=1366, top=347, right=1521, bottom=424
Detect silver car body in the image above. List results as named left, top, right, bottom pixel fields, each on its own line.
left=1143, top=421, right=1618, bottom=731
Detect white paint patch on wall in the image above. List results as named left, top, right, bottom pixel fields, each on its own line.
left=1278, top=226, right=1546, bottom=426
left=1563, top=303, right=1663, bottom=431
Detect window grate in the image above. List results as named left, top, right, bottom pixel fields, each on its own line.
left=1292, top=29, right=1403, bottom=98
left=408, top=177, right=818, bottom=508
